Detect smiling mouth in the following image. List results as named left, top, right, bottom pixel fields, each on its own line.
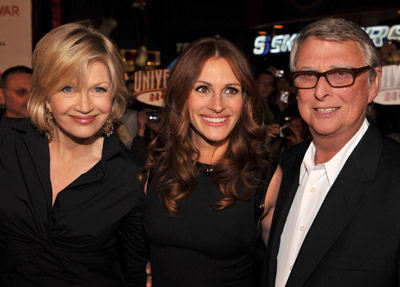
left=202, top=116, right=227, bottom=123
left=314, top=107, right=340, bottom=113
left=71, top=115, right=97, bottom=124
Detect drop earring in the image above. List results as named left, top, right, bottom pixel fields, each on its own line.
left=103, top=118, right=114, bottom=138
left=45, top=111, right=54, bottom=141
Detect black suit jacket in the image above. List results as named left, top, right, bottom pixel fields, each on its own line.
left=262, top=124, right=400, bottom=287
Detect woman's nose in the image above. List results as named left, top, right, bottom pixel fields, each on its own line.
left=76, top=92, right=94, bottom=113
left=207, top=94, right=225, bottom=113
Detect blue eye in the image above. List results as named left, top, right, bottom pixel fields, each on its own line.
left=61, top=86, right=73, bottom=93
left=94, top=87, right=107, bottom=93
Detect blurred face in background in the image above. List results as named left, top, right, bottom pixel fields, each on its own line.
left=139, top=107, right=162, bottom=134
left=257, top=73, right=274, bottom=99
left=2, top=73, right=32, bottom=118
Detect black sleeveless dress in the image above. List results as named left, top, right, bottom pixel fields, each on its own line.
left=143, top=164, right=264, bottom=287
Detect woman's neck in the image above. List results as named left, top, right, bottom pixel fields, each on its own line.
left=49, top=133, right=104, bottom=162
left=191, top=138, right=228, bottom=165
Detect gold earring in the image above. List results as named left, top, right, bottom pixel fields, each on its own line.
left=45, top=112, right=54, bottom=141
left=103, top=118, right=114, bottom=138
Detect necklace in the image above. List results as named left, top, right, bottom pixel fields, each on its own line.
left=196, top=162, right=213, bottom=175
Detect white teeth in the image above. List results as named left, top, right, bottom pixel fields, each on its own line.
left=202, top=116, right=227, bottom=123
left=315, top=107, right=339, bottom=113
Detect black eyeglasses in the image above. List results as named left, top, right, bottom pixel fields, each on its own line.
left=4, top=88, right=30, bottom=97
left=291, top=66, right=371, bottom=89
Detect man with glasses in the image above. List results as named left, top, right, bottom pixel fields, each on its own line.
left=261, top=18, right=400, bottom=286
left=0, top=65, right=32, bottom=118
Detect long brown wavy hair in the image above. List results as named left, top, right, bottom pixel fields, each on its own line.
left=142, top=37, right=274, bottom=214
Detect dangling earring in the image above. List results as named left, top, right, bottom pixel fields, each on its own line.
left=45, top=112, right=54, bottom=141
left=103, top=118, right=114, bottom=138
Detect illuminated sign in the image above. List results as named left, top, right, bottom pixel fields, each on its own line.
left=375, top=64, right=400, bottom=105
left=253, top=24, right=400, bottom=55
left=133, top=69, right=170, bottom=107
left=0, top=0, right=32, bottom=72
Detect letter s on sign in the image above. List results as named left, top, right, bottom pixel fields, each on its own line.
left=253, top=35, right=270, bottom=56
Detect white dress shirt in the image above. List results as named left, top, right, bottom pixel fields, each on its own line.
left=275, top=119, right=370, bottom=287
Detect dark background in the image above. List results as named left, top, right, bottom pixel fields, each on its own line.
left=32, top=0, right=400, bottom=71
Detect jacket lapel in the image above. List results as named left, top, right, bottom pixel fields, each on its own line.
left=286, top=125, right=382, bottom=286
left=10, top=121, right=53, bottom=236
left=266, top=141, right=309, bottom=287
left=22, top=125, right=52, bottom=201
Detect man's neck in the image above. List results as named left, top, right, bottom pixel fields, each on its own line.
left=313, top=138, right=345, bottom=165
left=312, top=119, right=368, bottom=165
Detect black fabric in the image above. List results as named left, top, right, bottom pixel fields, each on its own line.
left=262, top=125, right=400, bottom=287
left=253, top=165, right=275, bottom=224
left=138, top=163, right=269, bottom=287
left=0, top=119, right=143, bottom=286
left=130, top=135, right=147, bottom=162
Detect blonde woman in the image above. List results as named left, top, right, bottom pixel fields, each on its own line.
left=0, top=22, right=145, bottom=286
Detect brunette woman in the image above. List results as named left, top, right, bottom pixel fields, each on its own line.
left=124, top=37, right=280, bottom=287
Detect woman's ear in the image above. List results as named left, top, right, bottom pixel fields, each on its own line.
left=45, top=100, right=51, bottom=112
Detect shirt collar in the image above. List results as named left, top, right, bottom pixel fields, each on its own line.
left=300, top=119, right=370, bottom=186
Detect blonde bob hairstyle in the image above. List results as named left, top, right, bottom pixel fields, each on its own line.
left=28, top=21, right=128, bottom=134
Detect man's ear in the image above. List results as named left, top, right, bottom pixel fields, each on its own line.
left=368, top=67, right=382, bottom=103
left=0, top=89, right=5, bottom=105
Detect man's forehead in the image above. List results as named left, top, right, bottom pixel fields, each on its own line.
left=6, top=73, right=32, bottom=85
left=297, top=38, right=365, bottom=67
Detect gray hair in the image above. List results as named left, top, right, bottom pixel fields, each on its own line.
left=289, top=18, right=381, bottom=82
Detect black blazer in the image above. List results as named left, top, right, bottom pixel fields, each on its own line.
left=262, top=124, right=400, bottom=287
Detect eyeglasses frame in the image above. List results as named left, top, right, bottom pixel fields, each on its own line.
left=290, top=66, right=371, bottom=89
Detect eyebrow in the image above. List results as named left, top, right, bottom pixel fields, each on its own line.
left=195, top=80, right=241, bottom=86
left=91, top=81, right=111, bottom=86
left=297, top=64, right=355, bottom=71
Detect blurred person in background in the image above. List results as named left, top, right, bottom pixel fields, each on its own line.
left=265, top=67, right=298, bottom=124
left=256, top=68, right=309, bottom=160
left=266, top=109, right=311, bottom=159
left=256, top=70, right=275, bottom=125
left=130, top=103, right=162, bottom=162
left=117, top=79, right=139, bottom=147
left=0, top=65, right=32, bottom=119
